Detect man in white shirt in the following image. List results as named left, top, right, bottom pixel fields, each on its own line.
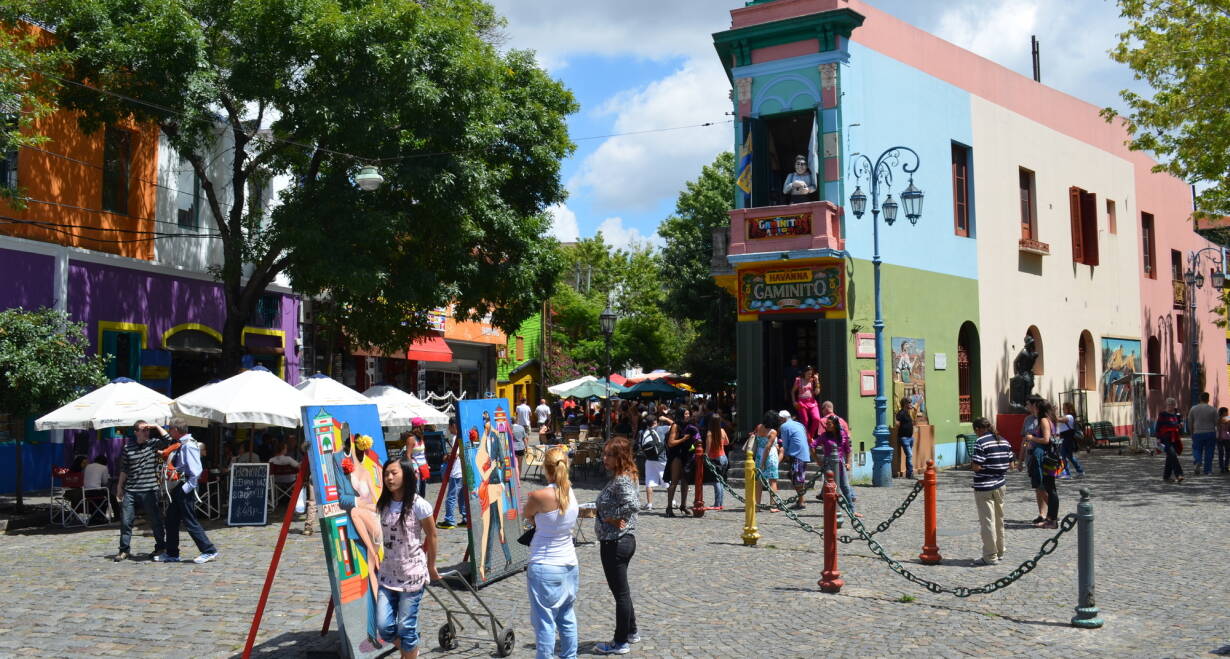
left=535, top=398, right=552, bottom=430
left=267, top=442, right=301, bottom=485
left=83, top=455, right=110, bottom=490
left=516, top=398, right=532, bottom=429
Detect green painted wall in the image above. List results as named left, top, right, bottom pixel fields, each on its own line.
left=843, top=259, right=979, bottom=473
left=497, top=312, right=543, bottom=381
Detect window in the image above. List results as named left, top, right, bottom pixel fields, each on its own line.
left=1019, top=168, right=1036, bottom=240
left=0, top=116, right=16, bottom=189
left=176, top=155, right=201, bottom=229
left=102, top=126, right=131, bottom=215
left=1148, top=336, right=1161, bottom=389
left=254, top=294, right=281, bottom=328
left=515, top=335, right=525, bottom=361
left=1106, top=199, right=1117, bottom=234
left=1142, top=212, right=1156, bottom=278
left=1068, top=187, right=1098, bottom=265
left=102, top=329, right=141, bottom=380
left=1176, top=314, right=1186, bottom=344
left=746, top=110, right=817, bottom=208
left=1077, top=331, right=1095, bottom=390
left=952, top=143, right=972, bottom=237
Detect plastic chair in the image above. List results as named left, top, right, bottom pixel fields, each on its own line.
left=269, top=464, right=300, bottom=508
left=523, top=445, right=546, bottom=482
left=49, top=467, right=87, bottom=527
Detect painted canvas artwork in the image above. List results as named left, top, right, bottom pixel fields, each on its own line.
left=303, top=403, right=388, bottom=658
left=457, top=399, right=528, bottom=586
left=1101, top=338, right=1141, bottom=404
left=891, top=337, right=927, bottom=418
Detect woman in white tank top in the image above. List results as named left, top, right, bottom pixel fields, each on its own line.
left=522, top=446, right=579, bottom=659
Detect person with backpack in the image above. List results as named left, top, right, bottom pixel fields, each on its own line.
left=1022, top=398, right=1060, bottom=529
left=1057, top=402, right=1086, bottom=479
left=637, top=408, right=670, bottom=511
left=970, top=417, right=1012, bottom=565
left=664, top=408, right=698, bottom=517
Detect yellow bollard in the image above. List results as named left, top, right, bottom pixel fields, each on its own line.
left=742, top=444, right=760, bottom=546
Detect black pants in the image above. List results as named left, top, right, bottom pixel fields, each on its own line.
left=1162, top=443, right=1184, bottom=480
left=599, top=534, right=637, bottom=644
left=165, top=484, right=216, bottom=558
left=1041, top=474, right=1058, bottom=521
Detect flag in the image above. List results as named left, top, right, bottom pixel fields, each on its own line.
left=736, top=130, right=753, bottom=195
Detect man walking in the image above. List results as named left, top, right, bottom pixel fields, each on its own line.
left=535, top=398, right=552, bottom=432
left=778, top=410, right=811, bottom=510
left=155, top=418, right=218, bottom=564
left=114, top=421, right=171, bottom=561
left=970, top=418, right=1013, bottom=566
left=516, top=397, right=533, bottom=430
left=1187, top=392, right=1218, bottom=475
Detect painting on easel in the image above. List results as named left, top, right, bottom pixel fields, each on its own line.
left=457, top=399, right=529, bottom=586
left=303, top=403, right=388, bottom=658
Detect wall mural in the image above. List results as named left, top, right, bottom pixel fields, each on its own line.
left=457, top=399, right=529, bottom=586
left=891, top=337, right=927, bottom=420
left=303, top=403, right=388, bottom=658
left=1101, top=337, right=1141, bottom=404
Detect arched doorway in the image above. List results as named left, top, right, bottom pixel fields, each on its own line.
left=1078, top=330, right=1095, bottom=390
left=957, top=321, right=981, bottom=422
left=164, top=326, right=223, bottom=397
left=1025, top=325, right=1044, bottom=375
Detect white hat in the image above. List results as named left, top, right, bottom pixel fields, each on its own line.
left=778, top=410, right=792, bottom=419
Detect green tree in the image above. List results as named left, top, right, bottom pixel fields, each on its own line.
left=658, top=151, right=736, bottom=391
left=1102, top=0, right=1230, bottom=217
left=34, top=0, right=575, bottom=373
left=0, top=308, right=108, bottom=510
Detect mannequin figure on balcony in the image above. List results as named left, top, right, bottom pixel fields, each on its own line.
left=782, top=155, right=817, bottom=204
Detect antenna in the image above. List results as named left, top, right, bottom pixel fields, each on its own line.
left=1031, top=35, right=1041, bottom=82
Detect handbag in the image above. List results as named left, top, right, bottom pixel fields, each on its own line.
left=1040, top=443, right=1063, bottom=473
left=516, top=526, right=535, bottom=547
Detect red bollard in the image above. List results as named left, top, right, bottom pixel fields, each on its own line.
left=818, top=471, right=843, bottom=593
left=692, top=442, right=706, bottom=517
left=919, top=459, right=943, bottom=565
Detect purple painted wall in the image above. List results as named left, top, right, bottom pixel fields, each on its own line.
left=68, top=259, right=300, bottom=383
left=0, top=247, right=56, bottom=310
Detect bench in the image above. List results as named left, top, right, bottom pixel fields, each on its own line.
left=1090, top=421, right=1129, bottom=454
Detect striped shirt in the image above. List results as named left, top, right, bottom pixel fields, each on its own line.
left=971, top=433, right=1012, bottom=491
left=120, top=439, right=163, bottom=492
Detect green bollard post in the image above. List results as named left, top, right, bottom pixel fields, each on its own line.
left=1071, top=488, right=1103, bottom=628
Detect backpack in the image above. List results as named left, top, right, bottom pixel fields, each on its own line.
left=638, top=427, right=663, bottom=461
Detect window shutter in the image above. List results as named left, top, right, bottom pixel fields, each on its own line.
left=1069, top=187, right=1084, bottom=263
left=1080, top=191, right=1099, bottom=266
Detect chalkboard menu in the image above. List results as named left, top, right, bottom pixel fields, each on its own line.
left=423, top=431, right=445, bottom=482
left=227, top=463, right=269, bottom=526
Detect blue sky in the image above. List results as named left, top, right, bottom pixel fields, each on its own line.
left=487, top=0, right=1142, bottom=250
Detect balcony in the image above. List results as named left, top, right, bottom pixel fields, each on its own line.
left=1018, top=238, right=1050, bottom=256
left=725, top=200, right=844, bottom=259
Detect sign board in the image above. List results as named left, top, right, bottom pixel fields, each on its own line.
left=303, top=403, right=388, bottom=659
left=458, top=399, right=529, bottom=586
left=746, top=212, right=812, bottom=240
left=227, top=463, right=269, bottom=526
left=737, top=264, right=845, bottom=315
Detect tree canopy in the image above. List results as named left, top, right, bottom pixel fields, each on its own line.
left=0, top=308, right=108, bottom=417
left=29, top=0, right=576, bottom=372
left=1103, top=0, right=1230, bottom=217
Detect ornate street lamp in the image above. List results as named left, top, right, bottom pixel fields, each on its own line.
left=1185, top=248, right=1226, bottom=406
left=848, top=146, right=925, bottom=487
left=600, top=306, right=616, bottom=443
left=354, top=165, right=384, bottom=191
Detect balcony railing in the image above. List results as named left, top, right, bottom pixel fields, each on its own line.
left=725, top=199, right=844, bottom=259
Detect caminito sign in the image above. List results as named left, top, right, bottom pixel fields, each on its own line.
left=746, top=212, right=812, bottom=240
left=738, top=264, right=845, bottom=314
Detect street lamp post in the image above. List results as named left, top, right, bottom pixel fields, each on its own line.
left=1183, top=248, right=1225, bottom=407
left=848, top=146, right=924, bottom=488
left=600, top=306, right=617, bottom=443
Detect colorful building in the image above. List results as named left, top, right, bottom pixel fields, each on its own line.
left=495, top=312, right=545, bottom=412
left=712, top=0, right=1226, bottom=475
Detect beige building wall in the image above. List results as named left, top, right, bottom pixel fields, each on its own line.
left=970, top=95, right=1141, bottom=427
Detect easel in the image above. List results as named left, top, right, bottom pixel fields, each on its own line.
left=242, top=459, right=309, bottom=658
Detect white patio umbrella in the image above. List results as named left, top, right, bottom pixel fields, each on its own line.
left=363, top=384, right=449, bottom=427
left=295, top=373, right=371, bottom=406
left=35, top=377, right=174, bottom=431
left=172, top=365, right=309, bottom=428
left=547, top=375, right=597, bottom=396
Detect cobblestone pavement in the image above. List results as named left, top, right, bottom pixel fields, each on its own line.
left=2, top=449, right=1226, bottom=658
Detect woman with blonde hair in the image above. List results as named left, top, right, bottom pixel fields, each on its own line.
left=523, top=445, right=579, bottom=659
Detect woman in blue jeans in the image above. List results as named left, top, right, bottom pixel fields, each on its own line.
left=522, top=446, right=579, bottom=659
left=375, top=456, right=440, bottom=658
left=896, top=397, right=916, bottom=479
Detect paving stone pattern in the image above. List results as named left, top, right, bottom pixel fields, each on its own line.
left=1, top=450, right=1225, bottom=658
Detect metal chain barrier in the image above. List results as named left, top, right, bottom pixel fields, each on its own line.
left=702, top=454, right=822, bottom=507
left=837, top=493, right=1079, bottom=597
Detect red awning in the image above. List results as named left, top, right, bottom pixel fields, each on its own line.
left=406, top=336, right=453, bottom=363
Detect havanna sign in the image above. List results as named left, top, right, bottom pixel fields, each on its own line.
left=738, top=264, right=844, bottom=314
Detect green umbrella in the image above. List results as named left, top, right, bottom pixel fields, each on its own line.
left=617, top=379, right=687, bottom=400
left=557, top=379, right=624, bottom=399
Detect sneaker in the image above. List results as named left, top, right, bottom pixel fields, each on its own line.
left=436, top=521, right=457, bottom=530
left=193, top=552, right=218, bottom=564
left=595, top=641, right=631, bottom=655
left=664, top=507, right=675, bottom=517
left=152, top=554, right=180, bottom=563
left=113, top=551, right=129, bottom=562
left=973, top=557, right=999, bottom=566
left=644, top=503, right=653, bottom=511
left=1059, top=474, right=1072, bottom=480
left=627, top=632, right=641, bottom=644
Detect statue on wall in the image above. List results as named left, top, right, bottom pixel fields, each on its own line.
left=782, top=154, right=817, bottom=204
left=1009, top=334, right=1038, bottom=409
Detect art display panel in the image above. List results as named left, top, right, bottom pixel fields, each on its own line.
left=457, top=399, right=529, bottom=586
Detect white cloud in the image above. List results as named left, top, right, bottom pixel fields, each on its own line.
left=934, top=1, right=1039, bottom=73
left=570, top=59, right=732, bottom=213
left=596, top=217, right=661, bottom=251
left=546, top=203, right=580, bottom=243
left=486, top=0, right=735, bottom=69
